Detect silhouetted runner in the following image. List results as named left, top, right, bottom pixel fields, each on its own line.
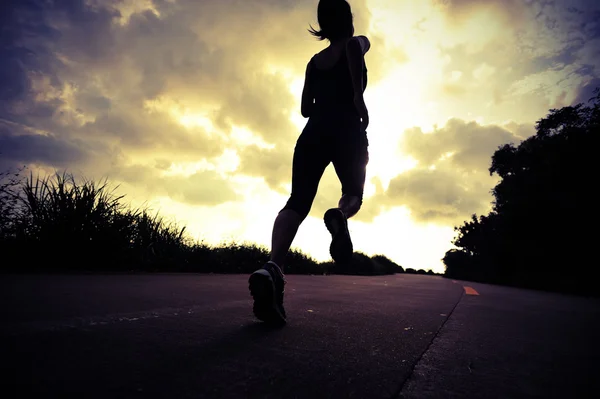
left=249, top=0, right=370, bottom=325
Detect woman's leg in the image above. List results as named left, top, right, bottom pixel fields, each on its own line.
left=271, top=129, right=330, bottom=270
left=325, top=123, right=369, bottom=263
left=249, top=126, right=329, bottom=324
left=333, top=128, right=369, bottom=218
left=269, top=209, right=303, bottom=268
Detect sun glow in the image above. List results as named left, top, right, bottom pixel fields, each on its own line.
left=131, top=0, right=539, bottom=274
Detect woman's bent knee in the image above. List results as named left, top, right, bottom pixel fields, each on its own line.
left=338, top=194, right=362, bottom=218
left=281, top=198, right=311, bottom=221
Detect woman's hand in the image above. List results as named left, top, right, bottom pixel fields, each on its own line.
left=354, top=94, right=369, bottom=132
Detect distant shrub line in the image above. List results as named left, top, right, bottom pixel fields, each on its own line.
left=0, top=171, right=426, bottom=276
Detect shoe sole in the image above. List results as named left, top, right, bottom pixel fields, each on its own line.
left=248, top=269, right=286, bottom=325
left=324, top=209, right=353, bottom=263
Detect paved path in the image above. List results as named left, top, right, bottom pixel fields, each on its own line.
left=1, top=273, right=598, bottom=398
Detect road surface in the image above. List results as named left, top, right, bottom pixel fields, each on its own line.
left=1, top=273, right=598, bottom=398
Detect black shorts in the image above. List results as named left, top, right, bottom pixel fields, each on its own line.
left=282, top=111, right=369, bottom=219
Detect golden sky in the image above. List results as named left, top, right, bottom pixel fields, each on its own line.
left=1, top=0, right=599, bottom=272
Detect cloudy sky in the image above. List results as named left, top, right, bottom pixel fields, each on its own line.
left=1, top=0, right=599, bottom=272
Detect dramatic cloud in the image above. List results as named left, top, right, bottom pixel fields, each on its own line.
left=401, top=119, right=521, bottom=171
left=355, top=119, right=527, bottom=225
left=392, top=0, right=600, bottom=129
left=0, top=0, right=395, bottom=196
left=0, top=123, right=87, bottom=169
left=115, top=164, right=238, bottom=206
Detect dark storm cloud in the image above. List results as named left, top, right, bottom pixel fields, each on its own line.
left=0, top=124, right=86, bottom=167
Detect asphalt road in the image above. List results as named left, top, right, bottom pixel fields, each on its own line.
left=1, top=273, right=598, bottom=398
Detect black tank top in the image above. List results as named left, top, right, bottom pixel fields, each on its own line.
left=308, top=47, right=368, bottom=116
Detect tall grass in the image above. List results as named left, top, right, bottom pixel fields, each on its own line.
left=0, top=168, right=23, bottom=239
left=0, top=171, right=409, bottom=275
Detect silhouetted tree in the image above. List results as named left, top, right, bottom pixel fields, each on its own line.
left=444, top=88, right=600, bottom=296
